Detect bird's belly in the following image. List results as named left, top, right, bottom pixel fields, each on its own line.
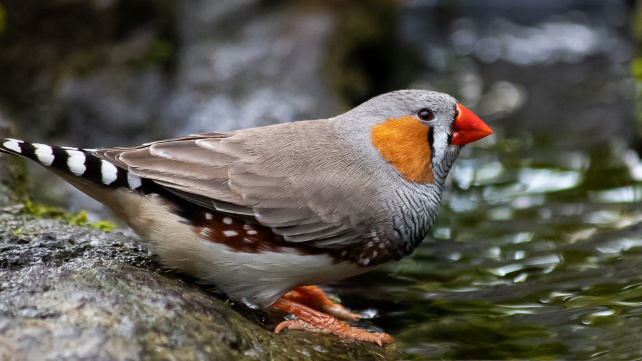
left=188, top=241, right=368, bottom=307
left=116, top=190, right=367, bottom=308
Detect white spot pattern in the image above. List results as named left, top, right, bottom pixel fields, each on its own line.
left=223, top=230, right=238, bottom=237
left=127, top=173, right=142, bottom=189
left=3, top=139, right=22, bottom=153
left=100, top=160, right=118, bottom=185
left=205, top=213, right=213, bottom=220
left=33, top=143, right=54, bottom=166
left=66, top=150, right=86, bottom=176
left=223, top=217, right=233, bottom=225
left=247, top=230, right=257, bottom=235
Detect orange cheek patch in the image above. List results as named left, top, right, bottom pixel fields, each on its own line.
left=371, top=116, right=434, bottom=184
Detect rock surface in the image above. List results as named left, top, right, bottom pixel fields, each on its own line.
left=0, top=127, right=400, bottom=361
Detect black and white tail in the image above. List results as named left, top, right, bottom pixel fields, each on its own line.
left=0, top=138, right=143, bottom=191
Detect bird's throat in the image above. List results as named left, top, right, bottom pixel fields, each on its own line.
left=371, top=116, right=434, bottom=183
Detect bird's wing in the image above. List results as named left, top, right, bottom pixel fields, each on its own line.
left=96, top=122, right=381, bottom=248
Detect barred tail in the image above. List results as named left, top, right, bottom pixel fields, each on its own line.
left=0, top=138, right=143, bottom=191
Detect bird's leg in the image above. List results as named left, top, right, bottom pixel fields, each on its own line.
left=282, top=286, right=360, bottom=321
left=273, top=298, right=393, bottom=346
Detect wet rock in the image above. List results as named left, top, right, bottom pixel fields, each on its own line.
left=166, top=3, right=343, bottom=135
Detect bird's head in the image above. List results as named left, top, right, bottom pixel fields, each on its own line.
left=343, top=90, right=493, bottom=184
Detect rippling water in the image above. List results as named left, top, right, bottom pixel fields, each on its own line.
left=337, top=4, right=642, bottom=358
left=337, top=116, right=642, bottom=359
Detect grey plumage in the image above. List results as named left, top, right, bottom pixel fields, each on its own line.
left=90, top=90, right=460, bottom=250
left=0, top=89, right=484, bottom=308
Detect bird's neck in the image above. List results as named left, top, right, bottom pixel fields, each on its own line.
left=395, top=145, right=461, bottom=256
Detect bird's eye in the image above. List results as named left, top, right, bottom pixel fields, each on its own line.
left=418, top=108, right=434, bottom=121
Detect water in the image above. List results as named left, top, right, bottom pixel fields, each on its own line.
left=329, top=2, right=642, bottom=357
left=332, top=117, right=642, bottom=359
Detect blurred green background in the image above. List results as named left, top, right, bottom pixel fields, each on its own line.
left=2, top=0, right=642, bottom=359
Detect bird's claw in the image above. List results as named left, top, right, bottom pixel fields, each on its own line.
left=275, top=318, right=393, bottom=347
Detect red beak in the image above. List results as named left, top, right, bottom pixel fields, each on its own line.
left=451, top=104, right=493, bottom=146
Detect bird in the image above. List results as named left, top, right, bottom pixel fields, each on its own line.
left=0, top=89, right=492, bottom=346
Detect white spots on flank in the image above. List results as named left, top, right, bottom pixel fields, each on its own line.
left=127, top=173, right=142, bottom=189
left=243, top=224, right=257, bottom=235
left=33, top=143, right=54, bottom=166
left=379, top=243, right=385, bottom=249
left=3, top=139, right=23, bottom=153
left=363, top=258, right=370, bottom=266
left=200, top=229, right=209, bottom=237
left=223, top=230, right=238, bottom=237
left=223, top=217, right=233, bottom=225
left=243, top=223, right=259, bottom=236
left=205, top=213, right=213, bottom=220
left=100, top=160, right=118, bottom=185
left=372, top=251, right=377, bottom=258
left=66, top=150, right=86, bottom=176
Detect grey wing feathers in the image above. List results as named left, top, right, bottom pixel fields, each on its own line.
left=93, top=124, right=376, bottom=247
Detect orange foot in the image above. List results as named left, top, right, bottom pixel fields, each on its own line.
left=273, top=292, right=393, bottom=346
left=282, top=286, right=360, bottom=321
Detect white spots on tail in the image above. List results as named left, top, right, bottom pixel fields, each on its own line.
left=101, top=160, right=118, bottom=185
left=33, top=143, right=54, bottom=166
left=3, top=139, right=22, bottom=153
left=223, top=217, right=233, bottom=225
left=66, top=150, right=86, bottom=176
left=223, top=230, right=238, bottom=237
left=127, top=173, right=142, bottom=189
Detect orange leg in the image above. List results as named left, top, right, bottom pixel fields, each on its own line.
left=282, top=286, right=360, bottom=321
left=273, top=297, right=393, bottom=346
